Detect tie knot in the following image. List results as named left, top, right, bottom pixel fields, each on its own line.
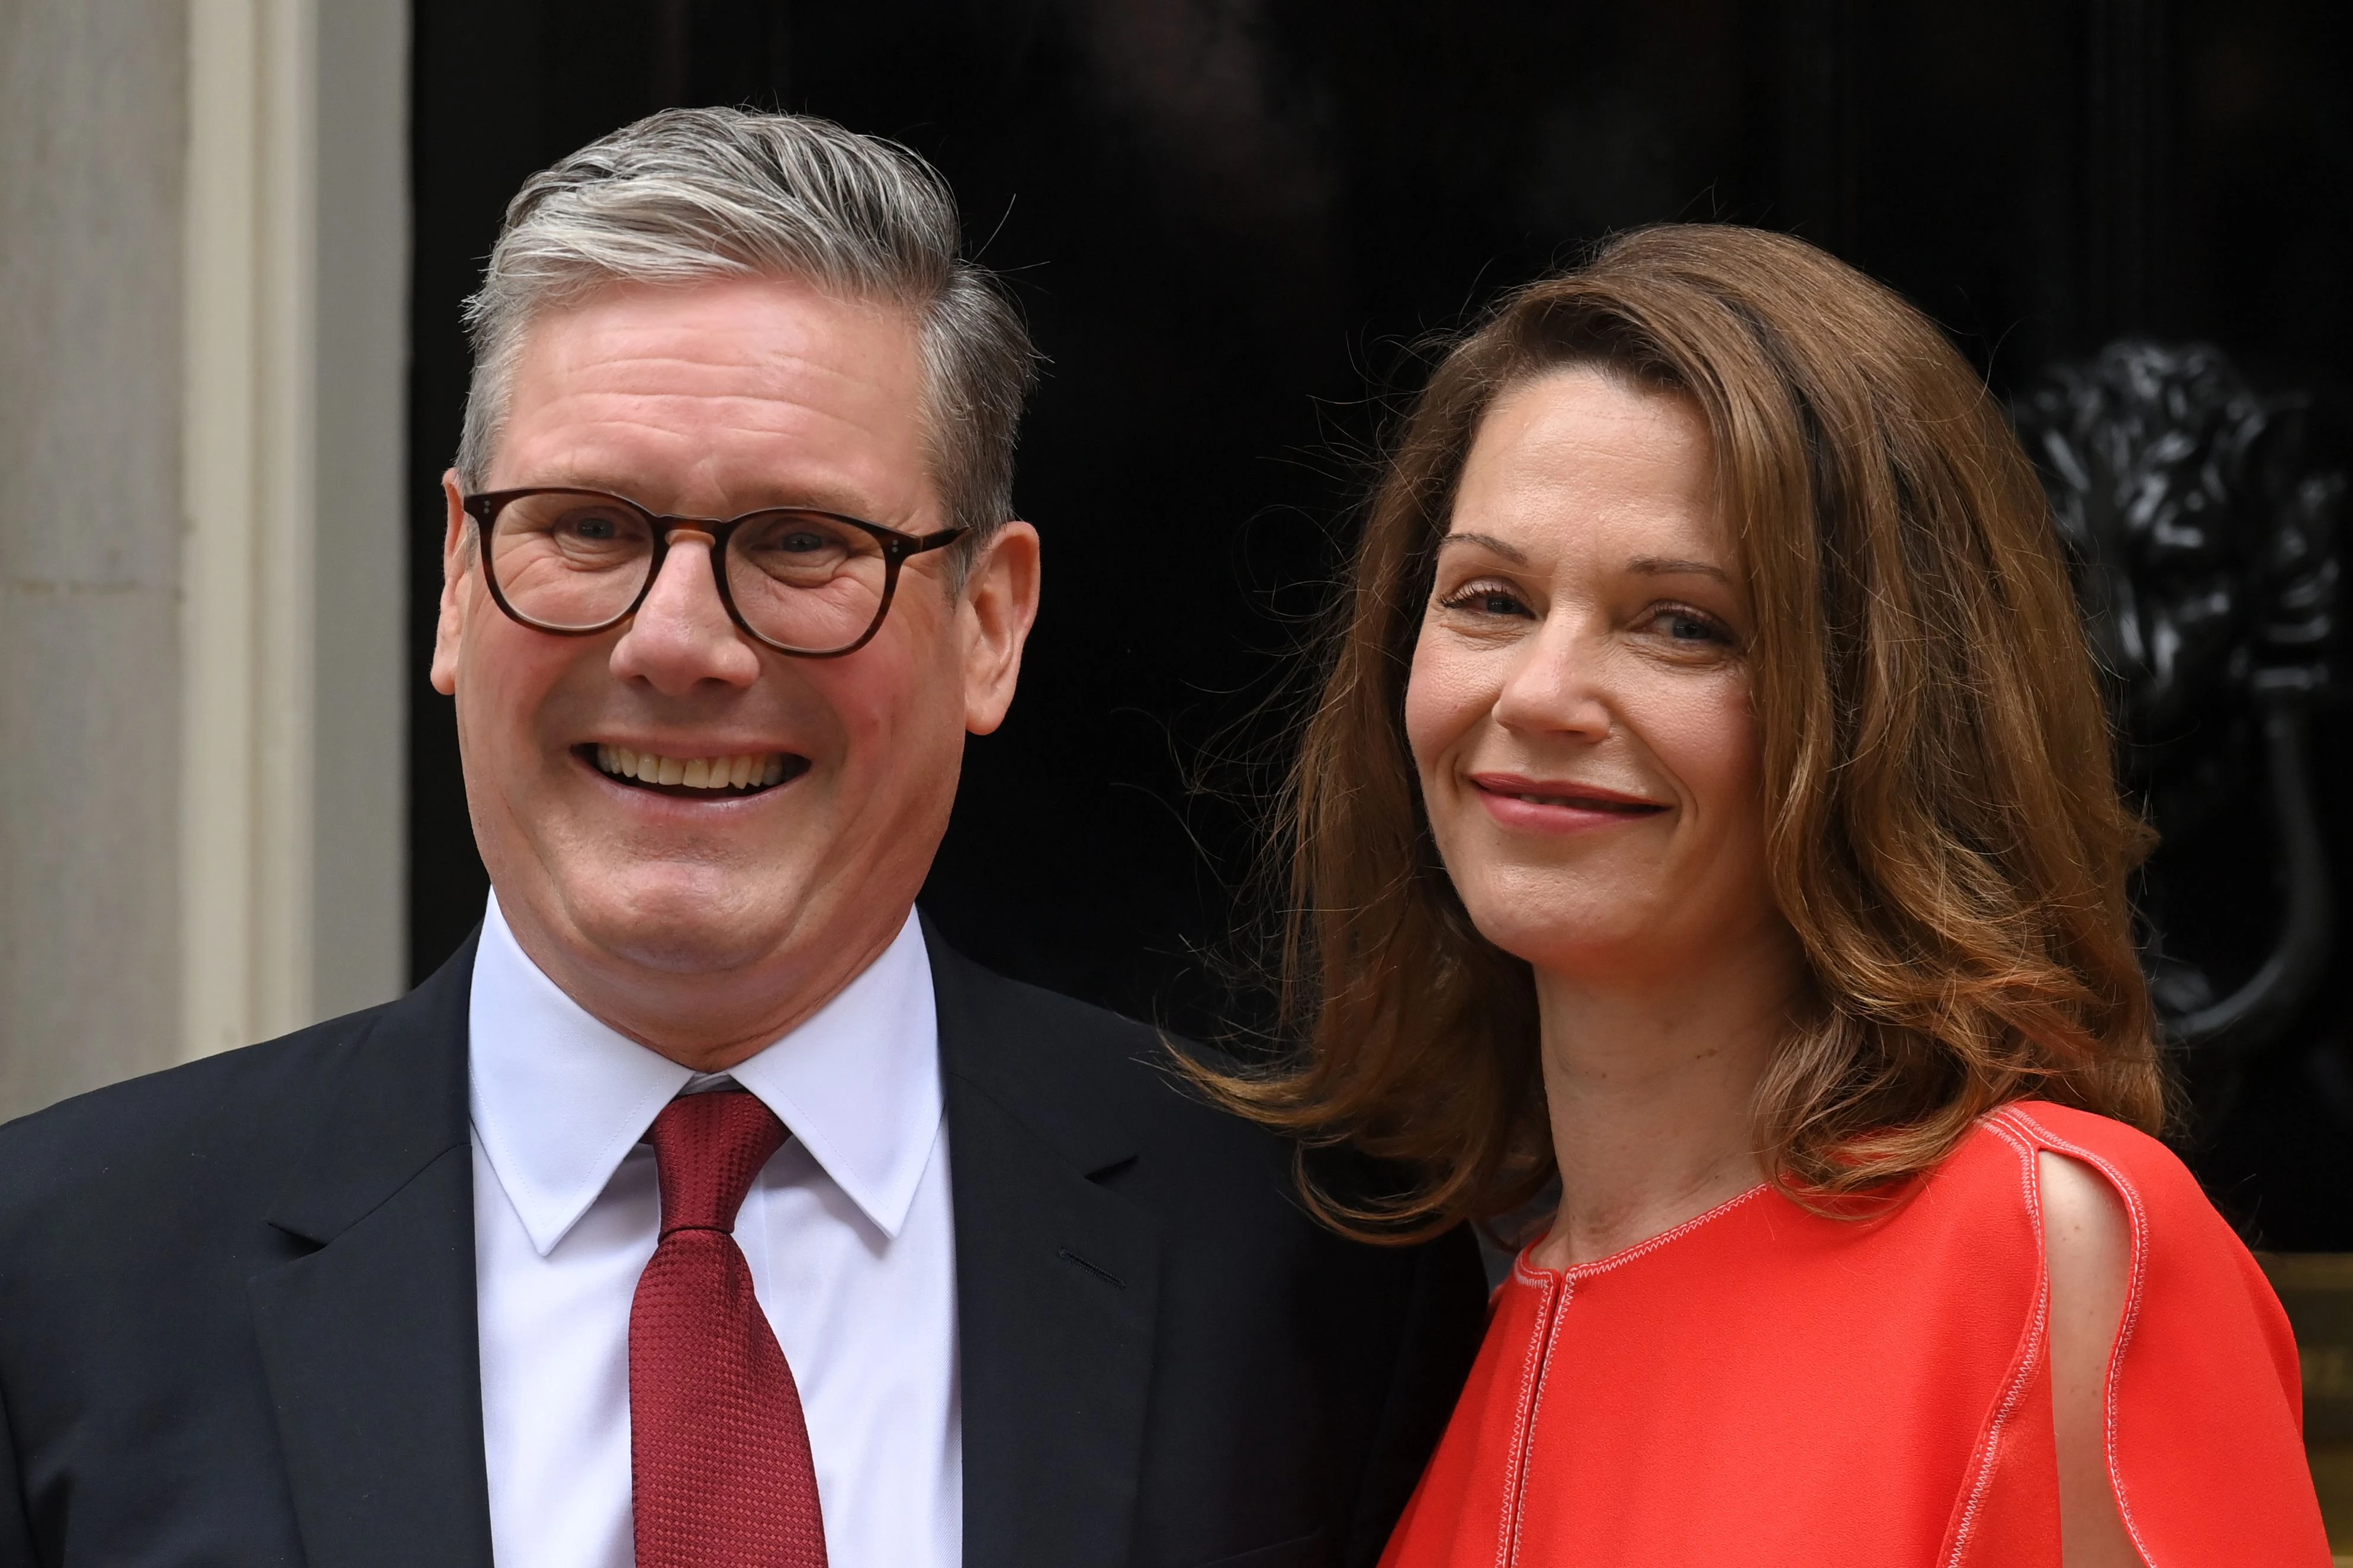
left=645, top=1090, right=786, bottom=1237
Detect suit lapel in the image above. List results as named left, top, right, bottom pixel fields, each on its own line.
left=931, top=930, right=1161, bottom=1568
left=247, top=934, right=495, bottom=1568
left=245, top=920, right=1163, bottom=1568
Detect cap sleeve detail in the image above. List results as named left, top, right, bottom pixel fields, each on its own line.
left=1994, top=1102, right=2329, bottom=1567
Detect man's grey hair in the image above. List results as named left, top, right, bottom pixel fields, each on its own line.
left=456, top=108, right=1036, bottom=555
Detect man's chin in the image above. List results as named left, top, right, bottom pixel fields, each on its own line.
left=557, top=886, right=801, bottom=979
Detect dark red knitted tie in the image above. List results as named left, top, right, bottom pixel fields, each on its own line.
left=631, top=1090, right=827, bottom=1568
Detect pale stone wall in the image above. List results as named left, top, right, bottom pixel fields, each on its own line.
left=0, top=0, right=190, bottom=1114
left=311, top=0, right=410, bottom=1023
left=0, top=0, right=409, bottom=1120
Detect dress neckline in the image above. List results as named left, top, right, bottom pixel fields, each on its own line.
left=1512, top=1180, right=1772, bottom=1285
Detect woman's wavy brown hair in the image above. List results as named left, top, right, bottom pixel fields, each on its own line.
left=1201, top=224, right=2167, bottom=1241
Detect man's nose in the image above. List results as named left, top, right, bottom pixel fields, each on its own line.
left=607, top=532, right=764, bottom=693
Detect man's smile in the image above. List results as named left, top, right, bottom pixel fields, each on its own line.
left=585, top=742, right=809, bottom=796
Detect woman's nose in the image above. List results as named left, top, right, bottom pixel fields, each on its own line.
left=1492, top=617, right=1612, bottom=738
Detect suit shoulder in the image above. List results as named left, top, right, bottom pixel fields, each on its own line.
left=939, top=958, right=1258, bottom=1123
left=945, top=958, right=1167, bottom=1050
left=0, top=1004, right=386, bottom=1210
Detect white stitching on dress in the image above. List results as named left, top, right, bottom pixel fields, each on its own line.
left=1495, top=1184, right=1769, bottom=1566
left=1939, top=1115, right=2053, bottom=1567
left=1514, top=1182, right=1772, bottom=1287
left=1506, top=1279, right=1575, bottom=1568
left=2000, top=1105, right=2159, bottom=1568
left=1496, top=1271, right=1556, bottom=1568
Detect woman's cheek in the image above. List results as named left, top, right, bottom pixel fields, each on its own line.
left=1404, top=639, right=1486, bottom=773
left=1403, top=656, right=1477, bottom=878
left=1629, top=667, right=1751, bottom=789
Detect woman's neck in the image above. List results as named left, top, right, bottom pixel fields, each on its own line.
left=1527, top=934, right=1801, bottom=1270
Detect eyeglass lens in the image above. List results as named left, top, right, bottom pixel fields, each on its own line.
left=485, top=492, right=892, bottom=653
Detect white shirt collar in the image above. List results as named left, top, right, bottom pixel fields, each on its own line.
left=468, top=893, right=941, bottom=1256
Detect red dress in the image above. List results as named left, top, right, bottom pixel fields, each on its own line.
left=1381, top=1102, right=2329, bottom=1567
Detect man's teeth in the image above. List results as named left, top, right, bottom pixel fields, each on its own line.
left=594, top=745, right=789, bottom=791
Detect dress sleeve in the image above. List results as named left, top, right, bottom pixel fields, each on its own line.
left=2004, top=1102, right=2332, bottom=1567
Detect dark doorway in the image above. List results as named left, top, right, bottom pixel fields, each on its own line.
left=409, top=0, right=2353, bottom=1242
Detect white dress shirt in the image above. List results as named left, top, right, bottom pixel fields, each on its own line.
left=468, top=894, right=961, bottom=1568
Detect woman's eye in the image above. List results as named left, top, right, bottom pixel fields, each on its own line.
left=1647, top=606, right=1732, bottom=646
left=1439, top=582, right=1532, bottom=618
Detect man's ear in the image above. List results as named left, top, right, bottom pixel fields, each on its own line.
left=959, top=520, right=1041, bottom=736
left=429, top=470, right=475, bottom=697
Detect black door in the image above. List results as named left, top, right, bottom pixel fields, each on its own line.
left=407, top=0, right=2352, bottom=1244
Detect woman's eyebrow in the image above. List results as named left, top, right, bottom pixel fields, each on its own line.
left=1626, top=555, right=1731, bottom=583
left=1436, top=531, right=1528, bottom=563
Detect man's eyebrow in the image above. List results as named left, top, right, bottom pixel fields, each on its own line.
left=513, top=472, right=885, bottom=520
left=737, top=488, right=888, bottom=520
left=1436, top=531, right=1528, bottom=564
left=1626, top=555, right=1731, bottom=584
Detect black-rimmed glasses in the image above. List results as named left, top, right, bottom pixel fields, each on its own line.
left=461, top=488, right=968, bottom=658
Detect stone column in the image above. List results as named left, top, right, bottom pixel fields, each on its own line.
left=0, top=0, right=191, bottom=1113
left=0, top=0, right=409, bottom=1120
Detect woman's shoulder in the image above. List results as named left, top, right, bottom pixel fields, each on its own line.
left=1923, top=1100, right=2198, bottom=1219
left=1981, top=1099, right=2254, bottom=1262
left=1891, top=1100, right=2261, bottom=1290
left=1985, top=1097, right=2284, bottom=1313
left=1969, top=1104, right=2309, bottom=1497
left=1908, top=1100, right=2325, bottom=1561
left=1986, top=1106, right=2323, bottom=1559
left=1986, top=1099, right=2193, bottom=1195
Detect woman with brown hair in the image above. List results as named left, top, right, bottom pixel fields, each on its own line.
left=1208, top=226, right=2328, bottom=1565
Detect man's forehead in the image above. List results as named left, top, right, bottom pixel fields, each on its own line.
left=490, top=276, right=936, bottom=519
left=515, top=276, right=923, bottom=400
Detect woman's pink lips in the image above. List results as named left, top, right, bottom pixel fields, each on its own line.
left=1468, top=774, right=1670, bottom=833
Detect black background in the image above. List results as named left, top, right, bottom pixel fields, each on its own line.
left=407, top=0, right=2353, bottom=1244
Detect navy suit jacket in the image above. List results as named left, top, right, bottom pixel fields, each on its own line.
left=0, top=925, right=1485, bottom=1568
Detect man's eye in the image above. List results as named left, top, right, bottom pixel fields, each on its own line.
left=551, top=510, right=637, bottom=543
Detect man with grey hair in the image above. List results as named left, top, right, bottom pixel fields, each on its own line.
left=0, top=110, right=1483, bottom=1568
